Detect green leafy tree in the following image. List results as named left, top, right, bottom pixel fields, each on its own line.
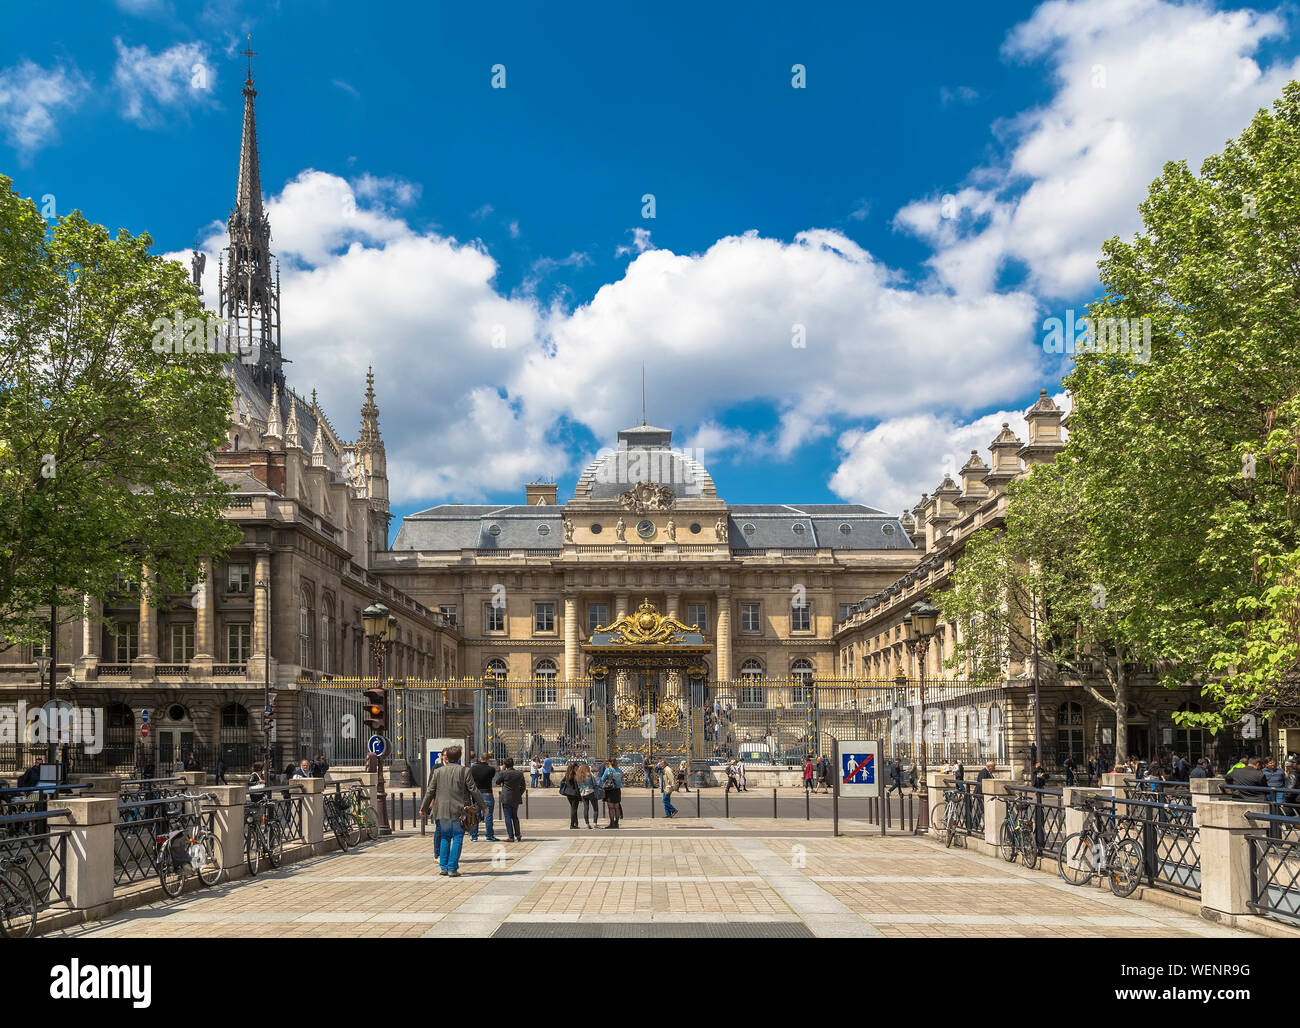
left=0, top=176, right=240, bottom=654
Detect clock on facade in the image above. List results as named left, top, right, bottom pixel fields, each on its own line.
left=636, top=519, right=656, bottom=539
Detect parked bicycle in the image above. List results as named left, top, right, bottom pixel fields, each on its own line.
left=1058, top=795, right=1144, bottom=897
left=0, top=853, right=38, bottom=938
left=931, top=788, right=966, bottom=848
left=322, top=790, right=355, bottom=850
left=342, top=785, right=378, bottom=842
left=999, top=795, right=1039, bottom=869
left=244, top=795, right=285, bottom=875
left=155, top=794, right=223, bottom=898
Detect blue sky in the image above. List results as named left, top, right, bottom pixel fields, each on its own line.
left=4, top=0, right=1300, bottom=540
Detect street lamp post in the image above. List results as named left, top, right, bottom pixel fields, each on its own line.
left=903, top=599, right=940, bottom=828
left=363, top=602, right=395, bottom=835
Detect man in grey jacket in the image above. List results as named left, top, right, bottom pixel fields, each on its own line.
left=419, top=745, right=479, bottom=876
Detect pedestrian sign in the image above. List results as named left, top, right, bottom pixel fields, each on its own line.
left=837, top=740, right=880, bottom=796
left=368, top=735, right=386, bottom=757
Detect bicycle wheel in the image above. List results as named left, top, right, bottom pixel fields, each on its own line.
left=266, top=821, right=285, bottom=869
left=945, top=815, right=957, bottom=848
left=1057, top=832, right=1095, bottom=886
left=1020, top=829, right=1039, bottom=870
left=361, top=804, right=379, bottom=841
left=931, top=801, right=948, bottom=833
left=0, top=864, right=38, bottom=939
left=245, top=828, right=261, bottom=876
left=345, top=812, right=362, bottom=848
left=197, top=832, right=223, bottom=886
left=158, top=844, right=186, bottom=898
left=1108, top=838, right=1144, bottom=898
left=999, top=821, right=1016, bottom=862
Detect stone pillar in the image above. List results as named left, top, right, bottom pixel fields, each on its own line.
left=81, top=594, right=101, bottom=673
left=68, top=774, right=121, bottom=797
left=351, top=772, right=380, bottom=814
left=193, top=558, right=215, bottom=673
left=926, top=771, right=946, bottom=833
left=1197, top=798, right=1268, bottom=918
left=981, top=777, right=1012, bottom=848
left=136, top=564, right=157, bottom=665
left=666, top=593, right=680, bottom=620
left=1100, top=772, right=1127, bottom=791
left=716, top=593, right=732, bottom=682
left=1061, top=786, right=1113, bottom=846
left=1190, top=777, right=1226, bottom=798
left=297, top=778, right=326, bottom=848
left=207, top=785, right=247, bottom=871
left=615, top=592, right=629, bottom=620
left=563, top=595, right=579, bottom=681
left=59, top=798, right=117, bottom=911
left=252, top=552, right=271, bottom=682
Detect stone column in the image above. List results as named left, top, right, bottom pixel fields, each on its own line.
left=136, top=564, right=157, bottom=666
left=715, top=593, right=732, bottom=681
left=193, top=558, right=215, bottom=672
left=207, top=785, right=247, bottom=871
left=563, top=595, right=579, bottom=681
left=252, top=552, right=271, bottom=681
left=666, top=592, right=680, bottom=620
left=59, top=798, right=117, bottom=911
left=615, top=592, right=629, bottom=620
left=1197, top=798, right=1269, bottom=918
left=79, top=594, right=101, bottom=679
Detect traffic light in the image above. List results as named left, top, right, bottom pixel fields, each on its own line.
left=363, top=687, right=388, bottom=734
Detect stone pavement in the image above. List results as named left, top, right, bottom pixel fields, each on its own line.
left=45, top=818, right=1253, bottom=939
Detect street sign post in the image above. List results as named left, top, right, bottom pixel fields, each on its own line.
left=833, top=740, right=883, bottom=838
left=368, top=735, right=387, bottom=758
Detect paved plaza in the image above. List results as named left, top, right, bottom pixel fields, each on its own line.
left=46, top=816, right=1253, bottom=939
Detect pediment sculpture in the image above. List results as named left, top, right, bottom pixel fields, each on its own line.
left=617, top=481, right=675, bottom=512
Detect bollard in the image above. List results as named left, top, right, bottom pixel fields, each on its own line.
left=650, top=786, right=655, bottom=818
left=697, top=786, right=701, bottom=819
left=806, top=789, right=810, bottom=821
left=773, top=787, right=778, bottom=820
left=525, top=789, right=529, bottom=820
left=725, top=788, right=729, bottom=819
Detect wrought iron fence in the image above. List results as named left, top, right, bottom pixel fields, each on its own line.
left=1005, top=785, right=1067, bottom=856
left=1246, top=813, right=1300, bottom=926
left=113, top=795, right=187, bottom=887
left=247, top=784, right=305, bottom=844
left=1108, top=794, right=1201, bottom=896
left=0, top=809, right=70, bottom=910
left=119, top=777, right=185, bottom=804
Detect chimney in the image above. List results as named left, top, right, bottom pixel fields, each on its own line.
left=526, top=482, right=558, bottom=506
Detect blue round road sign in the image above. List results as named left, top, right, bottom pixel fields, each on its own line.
left=368, top=735, right=386, bottom=757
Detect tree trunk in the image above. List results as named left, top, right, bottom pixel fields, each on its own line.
left=1114, top=670, right=1128, bottom=765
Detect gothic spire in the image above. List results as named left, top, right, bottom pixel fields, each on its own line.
left=265, top=384, right=283, bottom=441
left=235, top=38, right=263, bottom=227
left=284, top=390, right=301, bottom=448
left=359, top=366, right=382, bottom=449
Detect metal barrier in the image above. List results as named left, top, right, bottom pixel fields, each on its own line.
left=119, top=777, right=185, bottom=804
left=247, top=784, right=306, bottom=843
left=113, top=794, right=187, bottom=886
left=1246, top=812, right=1300, bottom=927
left=1214, top=784, right=1300, bottom=819
left=1122, top=777, right=1191, bottom=801
left=0, top=809, right=70, bottom=910
left=942, top=778, right=984, bottom=835
left=1106, top=793, right=1201, bottom=896
left=1005, top=785, right=1067, bottom=856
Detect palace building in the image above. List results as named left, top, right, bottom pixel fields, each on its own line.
left=2, top=61, right=1281, bottom=783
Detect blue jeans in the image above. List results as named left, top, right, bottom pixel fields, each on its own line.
left=437, top=818, right=465, bottom=873
left=473, top=790, right=495, bottom=840
left=662, top=791, right=677, bottom=817
left=501, top=803, right=521, bottom=840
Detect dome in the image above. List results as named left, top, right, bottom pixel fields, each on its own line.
left=573, top=424, right=717, bottom=500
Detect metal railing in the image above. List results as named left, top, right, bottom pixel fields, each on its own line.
left=1246, top=812, right=1300, bottom=927
left=113, top=794, right=186, bottom=886
left=119, top=777, right=185, bottom=804
left=1005, top=785, right=1067, bottom=856
left=0, top=809, right=70, bottom=911
left=247, top=784, right=306, bottom=844
left=1213, top=783, right=1300, bottom=819
left=1105, top=793, right=1201, bottom=896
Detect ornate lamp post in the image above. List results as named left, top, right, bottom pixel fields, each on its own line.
left=903, top=599, right=940, bottom=827
left=363, top=602, right=396, bottom=835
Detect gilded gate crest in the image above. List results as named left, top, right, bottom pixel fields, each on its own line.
left=593, top=598, right=701, bottom=645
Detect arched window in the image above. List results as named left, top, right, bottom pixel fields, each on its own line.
left=486, top=658, right=507, bottom=680
left=791, top=658, right=813, bottom=704
left=299, top=588, right=314, bottom=669
left=1174, top=702, right=1206, bottom=764
left=1057, top=701, right=1084, bottom=765
left=320, top=595, right=335, bottom=675
left=533, top=658, right=558, bottom=704
left=739, top=659, right=764, bottom=706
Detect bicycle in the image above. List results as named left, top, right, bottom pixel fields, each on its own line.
left=155, top=794, right=223, bottom=898
left=344, top=786, right=378, bottom=842
left=0, top=853, right=38, bottom=939
left=322, top=791, right=354, bottom=850
left=244, top=796, right=285, bottom=875
left=999, top=796, right=1039, bottom=869
left=1058, top=796, right=1144, bottom=897
left=932, top=788, right=965, bottom=847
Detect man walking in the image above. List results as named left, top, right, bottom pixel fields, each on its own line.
left=469, top=752, right=499, bottom=842
left=542, top=754, right=553, bottom=788
left=660, top=760, right=678, bottom=818
left=887, top=759, right=903, bottom=797
left=419, top=744, right=479, bottom=877
left=494, top=757, right=526, bottom=842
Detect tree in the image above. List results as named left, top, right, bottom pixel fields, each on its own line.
left=939, top=462, right=1147, bottom=762
left=0, top=176, right=240, bottom=654
left=1062, top=81, right=1300, bottom=735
